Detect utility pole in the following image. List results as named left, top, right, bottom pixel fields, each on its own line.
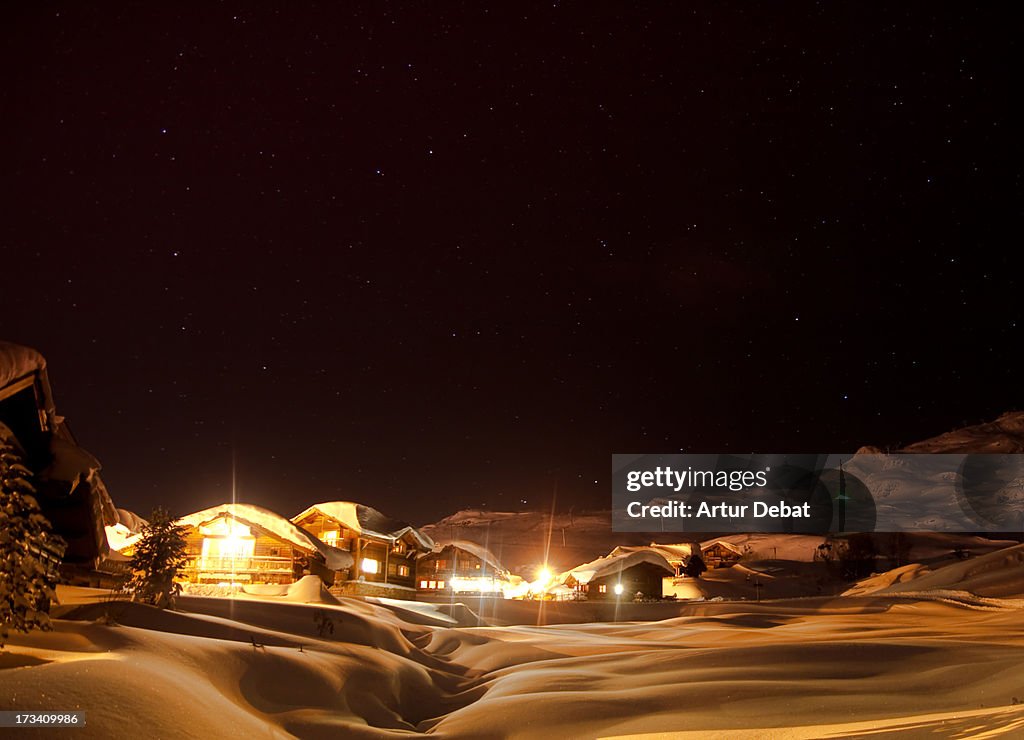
left=836, top=460, right=850, bottom=533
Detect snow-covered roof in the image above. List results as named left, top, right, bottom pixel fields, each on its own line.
left=701, top=539, right=745, bottom=555
left=178, top=503, right=354, bottom=571
left=295, top=501, right=362, bottom=532
left=293, top=501, right=433, bottom=550
left=115, top=508, right=148, bottom=532
left=608, top=543, right=697, bottom=565
left=560, top=549, right=674, bottom=586
left=0, top=341, right=47, bottom=389
left=105, top=509, right=149, bottom=552
left=433, top=540, right=508, bottom=574
left=105, top=523, right=137, bottom=552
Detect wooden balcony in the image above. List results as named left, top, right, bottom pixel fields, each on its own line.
left=184, top=556, right=294, bottom=582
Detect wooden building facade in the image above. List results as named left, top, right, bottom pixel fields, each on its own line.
left=292, top=502, right=433, bottom=592
left=560, top=550, right=675, bottom=601
left=416, top=541, right=509, bottom=595
left=702, top=540, right=744, bottom=568
left=565, top=560, right=671, bottom=600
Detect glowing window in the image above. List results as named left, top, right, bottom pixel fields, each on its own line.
left=398, top=565, right=410, bottom=577
left=201, top=535, right=254, bottom=560
left=419, top=580, right=428, bottom=589
left=428, top=580, right=436, bottom=589
left=598, top=584, right=607, bottom=593
left=436, top=580, right=445, bottom=590
left=323, top=530, right=339, bottom=546
left=361, top=558, right=380, bottom=574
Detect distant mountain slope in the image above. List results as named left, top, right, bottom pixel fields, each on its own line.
left=899, top=411, right=1024, bottom=453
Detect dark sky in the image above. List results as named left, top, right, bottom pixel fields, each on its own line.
left=1, top=4, right=1019, bottom=525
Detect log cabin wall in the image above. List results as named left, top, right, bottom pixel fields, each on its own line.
left=179, top=517, right=310, bottom=585
left=416, top=546, right=491, bottom=590
left=386, top=534, right=419, bottom=588
left=292, top=511, right=358, bottom=580
left=292, top=511, right=358, bottom=551
left=293, top=510, right=425, bottom=589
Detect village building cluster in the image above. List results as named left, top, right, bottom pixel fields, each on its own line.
left=110, top=501, right=745, bottom=602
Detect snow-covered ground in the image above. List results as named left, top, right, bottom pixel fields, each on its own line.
left=3, top=555, right=1024, bottom=738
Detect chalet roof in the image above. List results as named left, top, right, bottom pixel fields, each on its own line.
left=701, top=539, right=745, bottom=555
left=431, top=540, right=508, bottom=574
left=560, top=549, right=674, bottom=586
left=177, top=503, right=354, bottom=571
left=293, top=501, right=434, bottom=550
left=0, top=341, right=47, bottom=389
left=608, top=543, right=697, bottom=565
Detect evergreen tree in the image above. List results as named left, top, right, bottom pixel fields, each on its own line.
left=0, top=428, right=65, bottom=648
left=684, top=552, right=708, bottom=579
left=126, top=507, right=187, bottom=609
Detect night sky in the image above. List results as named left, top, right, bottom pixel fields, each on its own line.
left=2, top=4, right=1019, bottom=525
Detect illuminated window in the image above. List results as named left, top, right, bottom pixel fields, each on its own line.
left=436, top=580, right=445, bottom=590
left=428, top=580, right=436, bottom=589
left=398, top=565, right=410, bottom=577
left=598, top=584, right=607, bottom=593
left=361, top=558, right=380, bottom=574
left=322, top=530, right=339, bottom=546
left=201, top=533, right=254, bottom=561
left=419, top=580, right=428, bottom=589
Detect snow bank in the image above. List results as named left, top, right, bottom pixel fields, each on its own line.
left=8, top=580, right=1024, bottom=738
left=849, top=543, right=1024, bottom=598
left=283, top=575, right=338, bottom=603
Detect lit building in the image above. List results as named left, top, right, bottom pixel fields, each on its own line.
left=118, top=503, right=354, bottom=585
left=292, top=501, right=433, bottom=597
left=416, top=541, right=511, bottom=596
left=560, top=549, right=674, bottom=601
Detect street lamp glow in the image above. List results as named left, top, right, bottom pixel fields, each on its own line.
left=537, top=566, right=553, bottom=583
left=613, top=583, right=624, bottom=596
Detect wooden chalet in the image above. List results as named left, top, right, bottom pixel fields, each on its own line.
left=417, top=541, right=510, bottom=596
left=701, top=539, right=744, bottom=568
left=608, top=543, right=698, bottom=577
left=560, top=549, right=674, bottom=600
left=292, top=501, right=433, bottom=594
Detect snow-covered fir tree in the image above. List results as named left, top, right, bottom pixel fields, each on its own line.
left=0, top=426, right=65, bottom=648
left=126, top=507, right=187, bottom=609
